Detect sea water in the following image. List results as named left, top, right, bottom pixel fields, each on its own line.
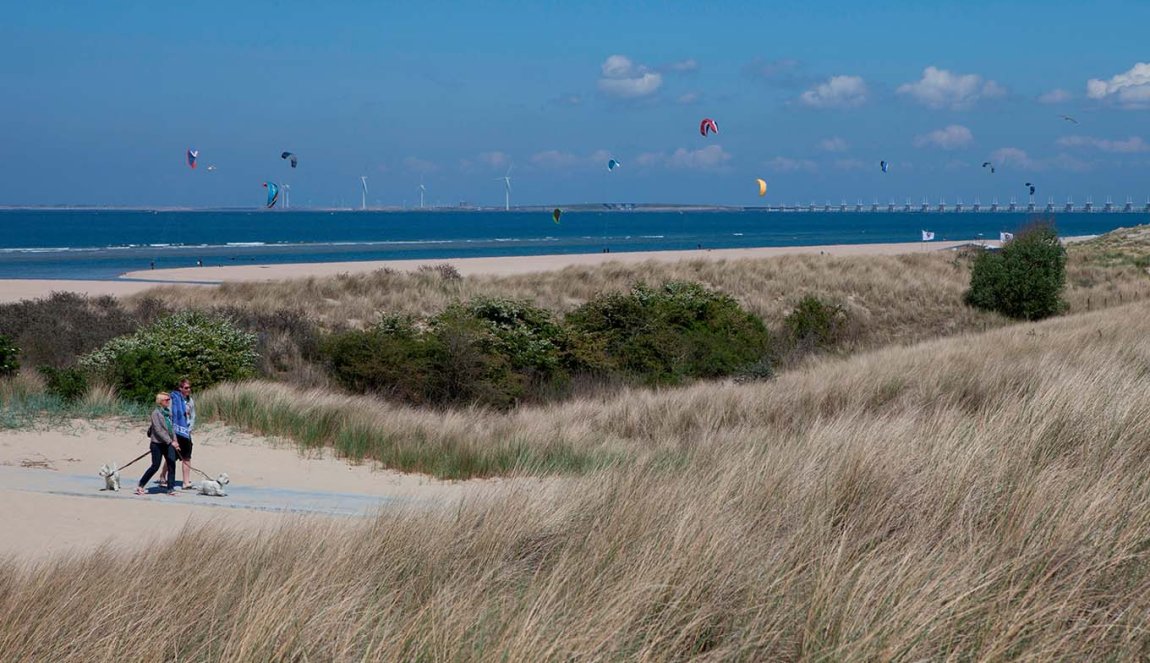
left=0, top=209, right=1143, bottom=280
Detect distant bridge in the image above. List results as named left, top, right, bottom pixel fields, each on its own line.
left=750, top=197, right=1150, bottom=214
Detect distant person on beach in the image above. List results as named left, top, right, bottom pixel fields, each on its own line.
left=196, top=259, right=203, bottom=267
left=136, top=393, right=179, bottom=496
left=150, top=260, right=155, bottom=270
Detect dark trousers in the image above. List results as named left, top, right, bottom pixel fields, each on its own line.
left=138, top=442, right=176, bottom=488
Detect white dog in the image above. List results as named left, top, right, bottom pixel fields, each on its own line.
left=98, top=463, right=120, bottom=492
left=194, top=473, right=229, bottom=497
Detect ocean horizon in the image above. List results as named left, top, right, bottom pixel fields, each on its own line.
left=0, top=208, right=1143, bottom=280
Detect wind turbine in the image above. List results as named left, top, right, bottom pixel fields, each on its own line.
left=360, top=176, right=367, bottom=211
left=282, top=184, right=290, bottom=209
left=495, top=166, right=512, bottom=211
left=418, top=178, right=426, bottom=209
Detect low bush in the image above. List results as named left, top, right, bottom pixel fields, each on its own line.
left=784, top=295, right=849, bottom=350
left=325, top=309, right=527, bottom=409
left=325, top=284, right=771, bottom=407
left=323, top=316, right=437, bottom=405
left=0, top=292, right=167, bottom=368
left=105, top=347, right=181, bottom=405
left=81, top=310, right=258, bottom=392
left=37, top=365, right=89, bottom=401
left=965, top=223, right=1067, bottom=320
left=426, top=307, right=523, bottom=408
left=565, top=281, right=771, bottom=384
left=0, top=334, right=17, bottom=377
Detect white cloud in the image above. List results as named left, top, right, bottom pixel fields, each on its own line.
left=665, top=59, right=699, bottom=73
left=764, top=156, right=818, bottom=173
left=402, top=157, right=438, bottom=174
left=988, top=147, right=1092, bottom=172
left=598, top=55, right=663, bottom=99
left=1038, top=88, right=1072, bottom=104
left=818, top=137, right=849, bottom=152
left=799, top=75, right=868, bottom=108
left=638, top=145, right=732, bottom=171
left=460, top=151, right=509, bottom=171
left=1086, top=63, right=1150, bottom=107
left=897, top=66, right=1006, bottom=109
left=529, top=149, right=615, bottom=170
left=1056, top=135, right=1150, bottom=153
left=990, top=147, right=1035, bottom=169
left=478, top=151, right=510, bottom=168
left=914, top=125, right=974, bottom=150
left=676, top=92, right=700, bottom=105
left=530, top=150, right=582, bottom=169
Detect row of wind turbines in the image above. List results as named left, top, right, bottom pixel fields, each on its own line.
left=352, top=172, right=478, bottom=211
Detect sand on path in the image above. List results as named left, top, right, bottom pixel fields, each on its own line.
left=0, top=420, right=539, bottom=563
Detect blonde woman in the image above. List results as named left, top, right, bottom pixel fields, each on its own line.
left=135, top=392, right=181, bottom=496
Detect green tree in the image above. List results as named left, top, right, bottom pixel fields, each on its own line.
left=965, top=223, right=1067, bottom=320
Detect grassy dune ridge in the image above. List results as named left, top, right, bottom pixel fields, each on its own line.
left=136, top=236, right=1150, bottom=352
left=3, top=298, right=1150, bottom=659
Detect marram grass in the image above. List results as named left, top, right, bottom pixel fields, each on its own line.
left=3, top=301, right=1150, bottom=659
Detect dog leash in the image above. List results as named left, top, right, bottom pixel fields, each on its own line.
left=172, top=445, right=216, bottom=481
left=117, top=450, right=151, bottom=471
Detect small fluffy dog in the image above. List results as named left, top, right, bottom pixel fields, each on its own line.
left=98, top=463, right=120, bottom=491
left=194, top=473, right=229, bottom=497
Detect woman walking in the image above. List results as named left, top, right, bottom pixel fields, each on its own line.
left=135, top=392, right=181, bottom=496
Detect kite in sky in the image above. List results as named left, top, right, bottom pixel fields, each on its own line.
left=264, top=182, right=280, bottom=208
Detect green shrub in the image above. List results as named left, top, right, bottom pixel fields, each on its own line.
left=965, top=223, right=1067, bottom=320
left=81, top=310, right=258, bottom=390
left=105, top=347, right=180, bottom=405
left=323, top=324, right=436, bottom=404
left=458, top=297, right=571, bottom=375
left=565, top=281, right=771, bottom=384
left=0, top=292, right=167, bottom=369
left=426, top=307, right=523, bottom=408
left=37, top=366, right=89, bottom=401
left=323, top=308, right=525, bottom=410
left=0, top=334, right=17, bottom=377
left=784, top=295, right=848, bottom=350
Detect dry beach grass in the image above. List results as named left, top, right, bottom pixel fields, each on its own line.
left=2, top=298, right=1150, bottom=659
left=2, top=228, right=1150, bottom=659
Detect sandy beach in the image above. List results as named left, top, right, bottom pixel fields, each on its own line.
left=120, top=240, right=994, bottom=284
left=0, top=420, right=539, bottom=563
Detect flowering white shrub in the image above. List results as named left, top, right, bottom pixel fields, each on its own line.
left=81, top=310, right=258, bottom=388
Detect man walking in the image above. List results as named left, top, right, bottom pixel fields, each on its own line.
left=169, top=378, right=196, bottom=490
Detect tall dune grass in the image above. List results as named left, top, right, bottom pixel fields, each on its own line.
left=3, top=300, right=1150, bottom=659
left=134, top=234, right=1150, bottom=353
left=0, top=374, right=143, bottom=429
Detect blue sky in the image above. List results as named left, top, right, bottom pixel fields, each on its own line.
left=2, top=0, right=1149, bottom=208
